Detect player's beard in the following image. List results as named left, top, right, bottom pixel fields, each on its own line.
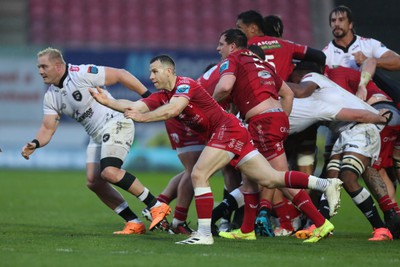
left=332, top=28, right=346, bottom=39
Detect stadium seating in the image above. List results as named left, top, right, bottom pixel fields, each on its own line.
left=27, top=0, right=313, bottom=49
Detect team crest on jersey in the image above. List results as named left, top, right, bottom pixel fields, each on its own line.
left=88, top=66, right=98, bottom=74
left=177, top=84, right=190, bottom=93
left=258, top=70, right=271, bottom=79
left=72, top=90, right=82, bottom=101
left=219, top=60, right=229, bottom=73
left=69, top=66, right=80, bottom=72
left=103, top=133, right=110, bottom=143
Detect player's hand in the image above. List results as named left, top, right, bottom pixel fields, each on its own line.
left=124, top=107, right=144, bottom=122
left=356, top=85, right=367, bottom=101
left=352, top=51, right=367, bottom=66
left=21, top=142, right=37, bottom=160
left=89, top=86, right=109, bottom=106
left=379, top=108, right=393, bottom=125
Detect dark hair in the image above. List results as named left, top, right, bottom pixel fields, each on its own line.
left=263, top=15, right=283, bottom=37
left=248, top=45, right=265, bottom=59
left=293, top=61, right=322, bottom=74
left=237, top=10, right=265, bottom=34
left=329, top=5, right=353, bottom=25
left=150, top=54, right=175, bottom=68
left=221, top=28, right=248, bottom=49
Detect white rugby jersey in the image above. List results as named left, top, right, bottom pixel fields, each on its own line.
left=43, top=64, right=123, bottom=139
left=323, top=35, right=389, bottom=71
left=289, top=72, right=378, bottom=134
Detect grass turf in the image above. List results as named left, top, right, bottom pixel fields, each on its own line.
left=0, top=169, right=399, bottom=267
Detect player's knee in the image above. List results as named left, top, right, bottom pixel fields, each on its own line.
left=86, top=175, right=105, bottom=192
left=86, top=180, right=97, bottom=192
left=100, top=157, right=123, bottom=180
left=190, top=168, right=202, bottom=183
left=341, top=155, right=365, bottom=177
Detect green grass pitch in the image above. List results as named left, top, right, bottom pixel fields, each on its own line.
left=0, top=169, right=399, bottom=267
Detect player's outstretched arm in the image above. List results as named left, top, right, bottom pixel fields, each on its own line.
left=104, top=67, right=151, bottom=98
left=89, top=86, right=134, bottom=112
left=124, top=96, right=187, bottom=123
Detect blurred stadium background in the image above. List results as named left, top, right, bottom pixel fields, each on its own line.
left=1, top=0, right=399, bottom=171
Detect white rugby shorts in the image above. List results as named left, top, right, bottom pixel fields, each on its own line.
left=86, top=117, right=134, bottom=163
left=330, top=123, right=381, bottom=164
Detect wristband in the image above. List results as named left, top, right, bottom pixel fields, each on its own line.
left=141, top=90, right=152, bottom=98
left=359, top=71, right=372, bottom=87
left=31, top=139, right=40, bottom=148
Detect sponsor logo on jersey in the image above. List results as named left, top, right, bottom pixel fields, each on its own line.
left=241, top=50, right=256, bottom=57
left=258, top=70, right=271, bottom=79
left=69, top=66, right=80, bottom=72
left=219, top=60, right=229, bottom=73
left=177, top=84, right=190, bottom=94
left=72, top=90, right=82, bottom=101
left=76, top=107, right=94, bottom=122
left=280, top=126, right=289, bottom=133
left=103, top=133, right=110, bottom=143
left=383, top=135, right=397, bottom=143
left=256, top=40, right=281, bottom=50
left=351, top=44, right=359, bottom=51
left=88, top=66, right=98, bottom=74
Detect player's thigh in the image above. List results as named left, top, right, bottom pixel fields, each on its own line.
left=101, top=118, right=134, bottom=162
left=192, top=146, right=231, bottom=181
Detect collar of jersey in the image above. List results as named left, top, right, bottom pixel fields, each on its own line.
left=56, top=66, right=68, bottom=88
left=332, top=34, right=357, bottom=53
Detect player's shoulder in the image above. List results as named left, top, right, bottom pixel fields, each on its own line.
left=354, top=34, right=384, bottom=46
left=176, top=76, right=199, bottom=91
left=67, top=63, right=103, bottom=77
left=322, top=41, right=334, bottom=52
left=177, top=76, right=196, bottom=85
left=280, top=37, right=304, bottom=47
left=355, top=34, right=374, bottom=42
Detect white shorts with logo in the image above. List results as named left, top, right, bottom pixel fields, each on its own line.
left=86, top=117, right=134, bottom=163
left=331, top=123, right=381, bottom=164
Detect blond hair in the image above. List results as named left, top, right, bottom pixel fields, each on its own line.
left=37, top=47, right=66, bottom=65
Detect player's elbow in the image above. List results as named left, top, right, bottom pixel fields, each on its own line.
left=169, top=106, right=184, bottom=118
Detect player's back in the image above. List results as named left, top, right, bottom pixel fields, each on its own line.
left=221, top=49, right=281, bottom=116
left=248, top=35, right=307, bottom=81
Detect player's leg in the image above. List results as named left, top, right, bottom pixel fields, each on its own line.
left=268, top=153, right=302, bottom=237
left=363, top=167, right=400, bottom=239
left=219, top=165, right=243, bottom=232
left=100, top=119, right=171, bottom=231
left=158, top=171, right=183, bottom=204
left=176, top=146, right=232, bottom=245
left=86, top=142, right=145, bottom=235
left=219, top=152, right=340, bottom=242
left=237, top=152, right=341, bottom=216
left=169, top=149, right=203, bottom=234
left=340, top=152, right=392, bottom=241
